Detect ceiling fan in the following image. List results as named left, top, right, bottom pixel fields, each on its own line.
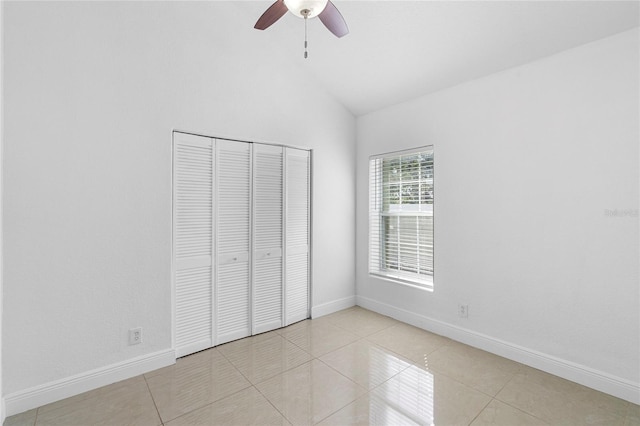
left=254, top=0, right=348, bottom=57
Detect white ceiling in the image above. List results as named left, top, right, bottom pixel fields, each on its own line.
left=235, top=1, right=639, bottom=116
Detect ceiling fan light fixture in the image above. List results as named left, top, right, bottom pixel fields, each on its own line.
left=284, top=0, right=328, bottom=18
left=254, top=0, right=348, bottom=40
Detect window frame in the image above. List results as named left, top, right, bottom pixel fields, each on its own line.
left=368, top=146, right=434, bottom=291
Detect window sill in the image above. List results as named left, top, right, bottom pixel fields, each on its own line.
left=369, top=273, right=434, bottom=292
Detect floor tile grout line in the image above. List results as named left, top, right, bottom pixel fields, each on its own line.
left=488, top=396, right=553, bottom=425
left=361, top=335, right=416, bottom=363
left=216, top=345, right=255, bottom=385
left=330, top=355, right=413, bottom=399
left=241, top=328, right=321, bottom=423
left=492, top=369, right=518, bottom=397
left=490, top=369, right=577, bottom=423
left=218, top=320, right=330, bottom=390
left=366, top=334, right=524, bottom=402
left=313, top=339, right=412, bottom=392
left=219, top=328, right=319, bottom=385
left=214, top=341, right=308, bottom=423
left=378, top=344, right=508, bottom=403
left=33, top=407, right=39, bottom=426
left=364, top=335, right=449, bottom=370
left=154, top=348, right=255, bottom=425
left=160, top=385, right=256, bottom=426
left=370, top=318, right=614, bottom=414
left=226, top=353, right=315, bottom=387
left=238, top=335, right=369, bottom=425
left=506, top=401, right=552, bottom=425
left=316, top=327, right=500, bottom=424
left=251, top=383, right=293, bottom=425
left=218, top=332, right=312, bottom=361
left=491, top=370, right=628, bottom=424
left=314, top=356, right=367, bottom=389
left=277, top=323, right=359, bottom=358
left=309, top=339, right=372, bottom=424
left=312, top=349, right=449, bottom=426
left=416, top=362, right=501, bottom=401
left=310, top=353, right=417, bottom=424
left=312, top=390, right=372, bottom=426
left=142, top=373, right=165, bottom=426
left=466, top=396, right=495, bottom=426
left=216, top=331, right=284, bottom=357
left=302, top=309, right=397, bottom=336
left=310, top=334, right=368, bottom=359
left=323, top=314, right=400, bottom=337
left=277, top=323, right=315, bottom=353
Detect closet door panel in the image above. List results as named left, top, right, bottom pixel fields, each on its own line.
left=216, top=140, right=252, bottom=345
left=285, top=148, right=310, bottom=325
left=173, top=133, right=214, bottom=357
left=252, top=144, right=284, bottom=334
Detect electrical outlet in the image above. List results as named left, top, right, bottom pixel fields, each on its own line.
left=129, top=327, right=142, bottom=345
left=458, top=304, right=469, bottom=318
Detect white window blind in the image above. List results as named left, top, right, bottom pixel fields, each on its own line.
left=369, top=146, right=434, bottom=290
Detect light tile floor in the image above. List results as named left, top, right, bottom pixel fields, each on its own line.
left=5, top=306, right=639, bottom=426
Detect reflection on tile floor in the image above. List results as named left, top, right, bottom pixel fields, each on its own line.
left=5, top=306, right=639, bottom=425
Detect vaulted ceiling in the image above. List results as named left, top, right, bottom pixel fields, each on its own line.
left=235, top=1, right=639, bottom=116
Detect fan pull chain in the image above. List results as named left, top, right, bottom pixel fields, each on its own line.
left=304, top=14, right=308, bottom=59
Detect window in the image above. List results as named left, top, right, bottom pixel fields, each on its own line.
left=369, top=146, right=434, bottom=290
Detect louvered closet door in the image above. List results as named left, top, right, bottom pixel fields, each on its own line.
left=252, top=144, right=284, bottom=334
left=215, top=140, right=252, bottom=345
left=173, top=133, right=214, bottom=357
left=285, top=148, right=310, bottom=325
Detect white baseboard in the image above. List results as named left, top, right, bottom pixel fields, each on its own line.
left=356, top=295, right=640, bottom=405
left=4, top=349, right=175, bottom=417
left=311, top=295, right=356, bottom=318
left=1, top=397, right=6, bottom=425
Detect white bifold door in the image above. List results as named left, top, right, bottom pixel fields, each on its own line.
left=285, top=148, right=310, bottom=325
left=173, top=133, right=310, bottom=357
left=252, top=144, right=284, bottom=334
left=173, top=133, right=214, bottom=357
left=215, top=140, right=252, bottom=345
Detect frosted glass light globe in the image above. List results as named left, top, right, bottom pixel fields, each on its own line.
left=284, top=0, right=328, bottom=18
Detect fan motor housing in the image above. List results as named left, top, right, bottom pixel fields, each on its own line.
left=284, top=0, right=328, bottom=18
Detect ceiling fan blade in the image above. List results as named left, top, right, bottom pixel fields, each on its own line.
left=318, top=0, right=348, bottom=38
left=254, top=0, right=288, bottom=30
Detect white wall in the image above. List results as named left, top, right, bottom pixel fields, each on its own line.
left=2, top=1, right=355, bottom=401
left=356, top=29, right=639, bottom=401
